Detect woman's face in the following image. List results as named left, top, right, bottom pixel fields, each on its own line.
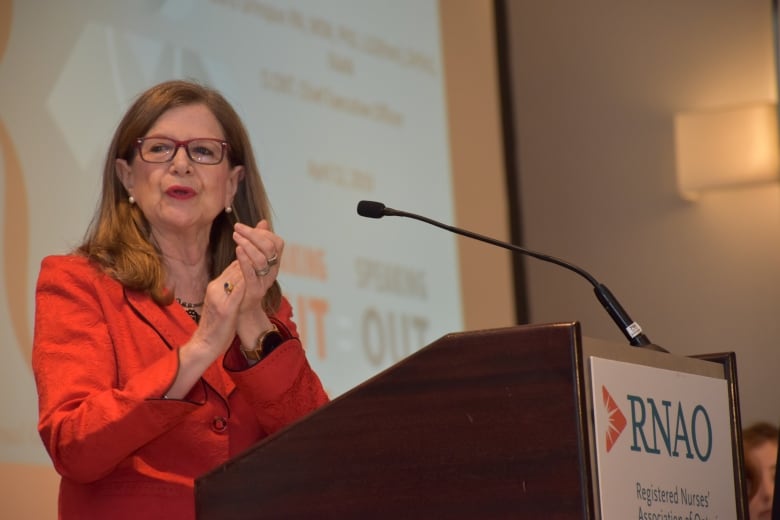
left=746, top=440, right=777, bottom=520
left=115, top=103, right=243, bottom=240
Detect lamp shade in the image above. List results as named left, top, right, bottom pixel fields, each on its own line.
left=674, top=102, right=779, bottom=199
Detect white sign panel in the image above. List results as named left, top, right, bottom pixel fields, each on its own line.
left=590, top=357, right=738, bottom=520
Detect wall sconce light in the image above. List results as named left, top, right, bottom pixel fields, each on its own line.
left=673, top=102, right=779, bottom=200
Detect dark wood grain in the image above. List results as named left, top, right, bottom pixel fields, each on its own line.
left=196, top=322, right=593, bottom=519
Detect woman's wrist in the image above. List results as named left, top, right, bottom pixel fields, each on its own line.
left=236, top=311, right=272, bottom=348
left=236, top=311, right=280, bottom=362
left=240, top=323, right=284, bottom=361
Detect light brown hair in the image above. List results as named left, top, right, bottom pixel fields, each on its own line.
left=742, top=421, right=778, bottom=499
left=78, top=79, right=281, bottom=312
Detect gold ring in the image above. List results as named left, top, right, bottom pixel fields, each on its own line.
left=224, top=281, right=234, bottom=295
left=266, top=253, right=279, bottom=267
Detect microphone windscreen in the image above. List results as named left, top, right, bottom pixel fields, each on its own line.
left=357, top=200, right=386, bottom=218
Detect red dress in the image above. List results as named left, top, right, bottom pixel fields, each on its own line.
left=32, top=255, right=329, bottom=519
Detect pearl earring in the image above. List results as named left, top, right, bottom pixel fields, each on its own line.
left=225, top=206, right=233, bottom=214
left=128, top=196, right=135, bottom=204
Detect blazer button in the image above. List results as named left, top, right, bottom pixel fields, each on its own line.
left=211, top=416, right=228, bottom=433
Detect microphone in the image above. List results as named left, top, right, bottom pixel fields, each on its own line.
left=357, top=200, right=659, bottom=349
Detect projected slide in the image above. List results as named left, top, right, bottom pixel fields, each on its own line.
left=0, top=0, right=462, bottom=465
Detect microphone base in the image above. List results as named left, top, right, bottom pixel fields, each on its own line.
left=640, top=343, right=670, bottom=353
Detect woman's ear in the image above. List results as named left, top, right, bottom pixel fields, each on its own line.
left=116, top=158, right=134, bottom=193
left=227, top=165, right=244, bottom=202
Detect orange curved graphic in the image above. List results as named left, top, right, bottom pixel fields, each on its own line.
left=1, top=121, right=32, bottom=367
left=0, top=2, right=30, bottom=366
left=0, top=1, right=11, bottom=59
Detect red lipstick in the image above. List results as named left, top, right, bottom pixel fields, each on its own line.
left=165, top=185, right=196, bottom=200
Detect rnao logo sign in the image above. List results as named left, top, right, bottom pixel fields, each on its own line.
left=600, top=385, right=713, bottom=461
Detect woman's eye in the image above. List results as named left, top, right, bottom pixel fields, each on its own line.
left=192, top=146, right=214, bottom=156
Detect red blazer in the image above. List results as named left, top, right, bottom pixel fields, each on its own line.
left=33, top=255, right=329, bottom=520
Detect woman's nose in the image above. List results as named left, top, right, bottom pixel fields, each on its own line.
left=758, top=474, right=774, bottom=502
left=170, top=145, right=192, bottom=172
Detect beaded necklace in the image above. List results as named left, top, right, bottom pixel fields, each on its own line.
left=176, top=297, right=203, bottom=324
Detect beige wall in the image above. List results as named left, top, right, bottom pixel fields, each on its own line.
left=0, top=465, right=59, bottom=519
left=505, top=0, right=778, bottom=425
left=442, top=2, right=515, bottom=331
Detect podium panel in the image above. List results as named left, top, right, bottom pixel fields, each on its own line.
left=196, top=323, right=593, bottom=519
left=195, top=323, right=746, bottom=519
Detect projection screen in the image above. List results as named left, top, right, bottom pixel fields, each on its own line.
left=0, top=0, right=513, bottom=515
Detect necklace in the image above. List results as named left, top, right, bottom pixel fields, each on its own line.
left=175, top=297, right=204, bottom=309
left=176, top=298, right=203, bottom=324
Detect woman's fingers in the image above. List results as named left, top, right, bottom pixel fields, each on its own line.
left=232, top=220, right=283, bottom=280
left=186, top=261, right=245, bottom=357
left=235, top=245, right=274, bottom=290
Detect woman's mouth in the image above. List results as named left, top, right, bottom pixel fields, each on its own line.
left=165, top=186, right=196, bottom=199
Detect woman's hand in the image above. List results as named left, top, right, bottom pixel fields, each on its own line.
left=193, top=260, right=246, bottom=353
left=167, top=220, right=284, bottom=398
left=231, top=220, right=284, bottom=346
left=195, top=218, right=283, bottom=351
left=166, top=260, right=247, bottom=398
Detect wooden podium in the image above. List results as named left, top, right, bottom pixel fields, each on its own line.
left=195, top=322, right=747, bottom=519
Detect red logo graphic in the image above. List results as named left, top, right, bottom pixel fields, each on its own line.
left=602, top=386, right=627, bottom=452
